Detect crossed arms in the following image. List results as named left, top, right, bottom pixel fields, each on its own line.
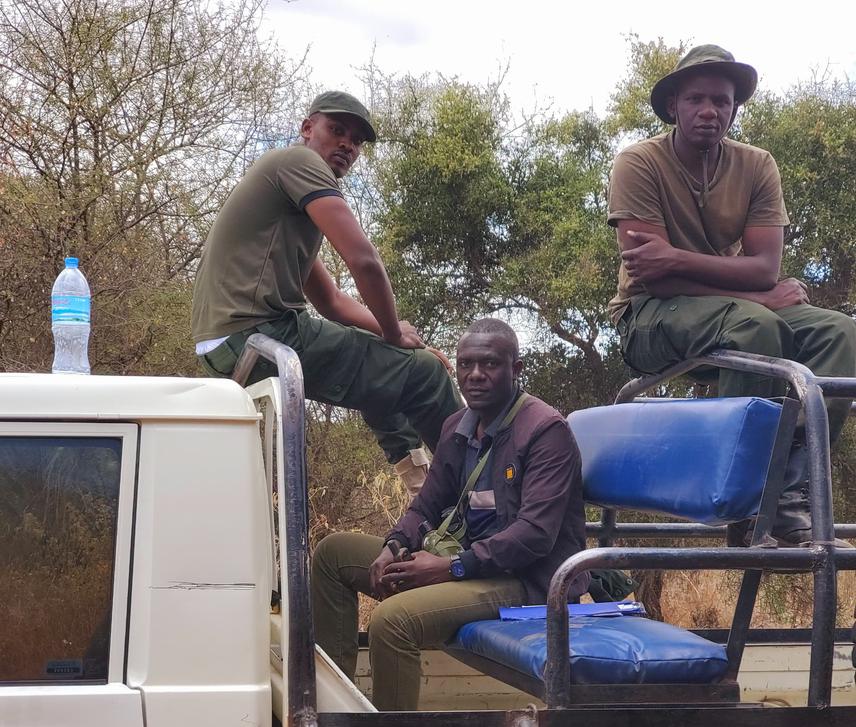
left=617, top=219, right=809, bottom=310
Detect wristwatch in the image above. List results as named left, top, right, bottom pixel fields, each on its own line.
left=449, top=554, right=466, bottom=580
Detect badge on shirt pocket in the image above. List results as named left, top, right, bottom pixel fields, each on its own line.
left=505, top=463, right=517, bottom=482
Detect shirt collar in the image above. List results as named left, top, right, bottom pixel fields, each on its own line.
left=454, top=385, right=522, bottom=442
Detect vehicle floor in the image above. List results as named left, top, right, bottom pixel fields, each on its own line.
left=351, top=644, right=856, bottom=710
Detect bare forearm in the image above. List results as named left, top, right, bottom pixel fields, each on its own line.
left=351, top=259, right=402, bottom=341
left=304, top=196, right=403, bottom=341
left=668, top=249, right=778, bottom=291
left=644, top=275, right=767, bottom=303
left=319, top=290, right=383, bottom=335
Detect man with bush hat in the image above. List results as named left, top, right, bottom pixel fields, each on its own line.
left=192, top=90, right=461, bottom=494
left=607, top=45, right=856, bottom=545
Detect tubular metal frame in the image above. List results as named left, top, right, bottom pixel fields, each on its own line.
left=226, top=339, right=856, bottom=722
left=552, top=348, right=856, bottom=710
left=231, top=334, right=318, bottom=727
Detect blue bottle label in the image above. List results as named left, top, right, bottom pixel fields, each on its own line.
left=52, top=295, right=91, bottom=323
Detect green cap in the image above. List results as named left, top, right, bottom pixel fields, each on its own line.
left=308, top=90, right=377, bottom=142
left=650, top=44, right=758, bottom=124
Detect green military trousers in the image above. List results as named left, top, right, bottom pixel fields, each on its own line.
left=198, top=310, right=463, bottom=463
left=618, top=295, right=856, bottom=442
left=311, top=532, right=526, bottom=711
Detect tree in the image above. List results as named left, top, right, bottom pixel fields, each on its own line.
left=606, top=35, right=686, bottom=141
left=500, top=111, right=625, bottom=404
left=0, top=0, right=308, bottom=374
left=737, top=79, right=856, bottom=313
left=359, top=72, right=630, bottom=405
left=362, top=76, right=514, bottom=350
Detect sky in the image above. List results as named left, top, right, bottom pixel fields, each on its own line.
left=265, top=0, right=856, bottom=117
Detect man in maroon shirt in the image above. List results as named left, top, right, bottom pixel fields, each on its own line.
left=311, top=318, right=588, bottom=711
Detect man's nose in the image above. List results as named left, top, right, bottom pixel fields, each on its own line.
left=469, top=364, right=487, bottom=379
left=698, top=102, right=717, bottom=118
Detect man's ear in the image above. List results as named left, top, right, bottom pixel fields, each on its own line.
left=300, top=117, right=313, bottom=141
left=665, top=94, right=677, bottom=122
left=512, top=358, right=523, bottom=380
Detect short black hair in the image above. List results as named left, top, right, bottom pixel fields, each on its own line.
left=462, top=318, right=520, bottom=359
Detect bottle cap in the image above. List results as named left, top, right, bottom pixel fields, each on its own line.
left=65, top=257, right=79, bottom=268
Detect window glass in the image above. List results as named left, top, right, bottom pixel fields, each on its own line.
left=0, top=437, right=122, bottom=682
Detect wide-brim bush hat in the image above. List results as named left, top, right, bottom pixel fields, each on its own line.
left=650, top=44, right=758, bottom=124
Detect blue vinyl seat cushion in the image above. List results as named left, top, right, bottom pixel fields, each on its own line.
left=450, top=616, right=728, bottom=685
left=568, top=397, right=783, bottom=525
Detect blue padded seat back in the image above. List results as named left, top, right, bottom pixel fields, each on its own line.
left=568, top=397, right=782, bottom=525
left=451, top=616, right=728, bottom=685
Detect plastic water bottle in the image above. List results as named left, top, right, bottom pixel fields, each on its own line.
left=51, top=257, right=91, bottom=374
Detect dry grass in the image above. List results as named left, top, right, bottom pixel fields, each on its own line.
left=662, top=568, right=856, bottom=629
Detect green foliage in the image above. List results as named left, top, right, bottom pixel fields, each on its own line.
left=372, top=81, right=513, bottom=345
left=738, top=82, right=856, bottom=312
left=607, top=35, right=687, bottom=140
left=0, top=0, right=308, bottom=374
left=500, top=111, right=618, bottom=394
left=520, top=343, right=630, bottom=414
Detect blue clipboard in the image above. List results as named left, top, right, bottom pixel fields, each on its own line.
left=499, top=601, right=646, bottom=620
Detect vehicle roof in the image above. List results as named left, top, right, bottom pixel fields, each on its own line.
left=0, top=374, right=259, bottom=421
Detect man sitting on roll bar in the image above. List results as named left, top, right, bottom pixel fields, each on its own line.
left=312, top=318, right=589, bottom=710
left=191, top=91, right=461, bottom=495
left=607, top=45, right=856, bottom=546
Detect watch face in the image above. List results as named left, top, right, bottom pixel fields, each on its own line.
left=451, top=559, right=466, bottom=579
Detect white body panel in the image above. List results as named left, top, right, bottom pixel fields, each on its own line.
left=126, top=412, right=272, bottom=724
left=0, top=685, right=143, bottom=727
left=0, top=375, right=272, bottom=727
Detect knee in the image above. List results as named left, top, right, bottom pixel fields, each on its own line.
left=815, top=309, right=856, bottom=348
left=369, top=598, right=415, bottom=648
left=411, top=348, right=448, bottom=382
left=312, top=532, right=353, bottom=580
left=719, top=305, right=793, bottom=356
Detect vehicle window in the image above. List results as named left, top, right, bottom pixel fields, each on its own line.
left=0, top=437, right=122, bottom=683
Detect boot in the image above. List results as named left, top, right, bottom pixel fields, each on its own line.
left=393, top=447, right=431, bottom=497
left=770, top=444, right=852, bottom=548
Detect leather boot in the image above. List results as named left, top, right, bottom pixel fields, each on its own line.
left=771, top=444, right=852, bottom=548
left=393, top=447, right=431, bottom=497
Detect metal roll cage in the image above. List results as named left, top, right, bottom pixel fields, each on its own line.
left=547, top=349, right=856, bottom=709
left=231, top=338, right=856, bottom=723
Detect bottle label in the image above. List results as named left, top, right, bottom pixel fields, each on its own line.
left=52, top=295, right=91, bottom=323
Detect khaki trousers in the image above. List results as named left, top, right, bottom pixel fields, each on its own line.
left=311, top=532, right=526, bottom=711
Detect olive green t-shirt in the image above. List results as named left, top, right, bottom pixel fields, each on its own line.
left=606, top=131, right=790, bottom=323
left=191, top=145, right=343, bottom=342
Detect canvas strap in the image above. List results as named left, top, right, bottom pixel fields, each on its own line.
left=434, top=393, right=529, bottom=541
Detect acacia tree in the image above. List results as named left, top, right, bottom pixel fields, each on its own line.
left=371, top=80, right=514, bottom=349
left=606, top=35, right=686, bottom=141
left=0, top=0, right=308, bottom=374
left=737, top=80, right=856, bottom=314
left=498, top=111, right=624, bottom=406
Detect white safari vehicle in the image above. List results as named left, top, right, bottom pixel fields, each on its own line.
left=2, top=335, right=855, bottom=727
